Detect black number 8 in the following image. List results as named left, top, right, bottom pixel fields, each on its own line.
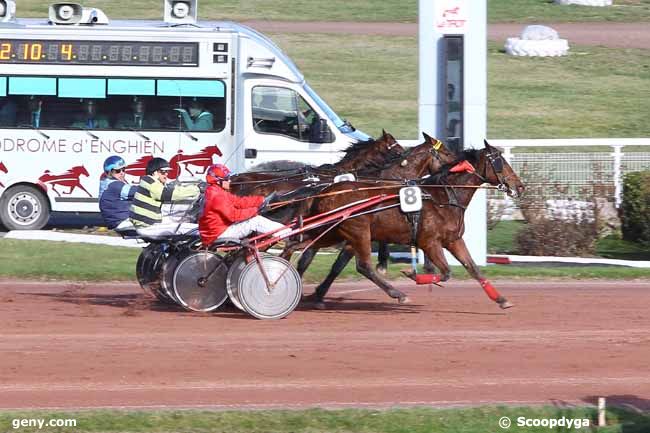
left=404, top=188, right=418, bottom=205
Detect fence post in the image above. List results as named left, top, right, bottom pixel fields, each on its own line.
left=611, top=145, right=624, bottom=208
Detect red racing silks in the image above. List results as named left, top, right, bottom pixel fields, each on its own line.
left=449, top=160, right=476, bottom=173
left=479, top=278, right=501, bottom=302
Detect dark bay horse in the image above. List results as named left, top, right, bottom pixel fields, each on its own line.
left=285, top=133, right=458, bottom=278
left=290, top=140, right=524, bottom=309
left=229, top=130, right=406, bottom=197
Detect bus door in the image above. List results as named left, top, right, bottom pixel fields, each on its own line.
left=241, top=79, right=335, bottom=170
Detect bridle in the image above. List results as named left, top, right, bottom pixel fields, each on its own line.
left=485, top=149, right=518, bottom=196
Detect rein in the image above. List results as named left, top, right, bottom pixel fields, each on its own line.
left=268, top=183, right=497, bottom=210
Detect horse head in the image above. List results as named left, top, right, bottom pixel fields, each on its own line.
left=379, top=129, right=405, bottom=158
left=74, top=166, right=90, bottom=177
left=400, top=133, right=457, bottom=178
left=335, top=130, right=406, bottom=172
left=479, top=139, right=525, bottom=198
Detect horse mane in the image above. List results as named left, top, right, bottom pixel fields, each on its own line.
left=423, top=149, right=481, bottom=185
left=337, top=138, right=379, bottom=164
left=249, top=160, right=314, bottom=172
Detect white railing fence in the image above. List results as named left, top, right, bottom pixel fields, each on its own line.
left=490, top=139, right=650, bottom=207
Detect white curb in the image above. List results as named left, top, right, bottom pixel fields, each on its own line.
left=5, top=230, right=144, bottom=248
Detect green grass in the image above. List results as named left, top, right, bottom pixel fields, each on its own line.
left=1, top=406, right=649, bottom=433
left=489, top=0, right=650, bottom=23
left=0, top=239, right=139, bottom=281
left=488, top=220, right=650, bottom=260
left=270, top=34, right=650, bottom=139
left=487, top=43, right=650, bottom=139
left=2, top=238, right=650, bottom=283
left=16, top=0, right=650, bottom=22
left=488, top=220, right=526, bottom=254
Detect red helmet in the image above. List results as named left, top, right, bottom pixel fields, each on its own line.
left=206, top=163, right=232, bottom=184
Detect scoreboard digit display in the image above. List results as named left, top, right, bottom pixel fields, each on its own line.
left=0, top=40, right=199, bottom=66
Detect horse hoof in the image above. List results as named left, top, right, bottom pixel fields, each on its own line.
left=398, top=296, right=411, bottom=304
left=499, top=300, right=514, bottom=309
left=376, top=266, right=387, bottom=275
left=313, top=301, right=327, bottom=310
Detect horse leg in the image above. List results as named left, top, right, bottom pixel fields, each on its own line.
left=348, top=235, right=409, bottom=303
left=308, top=245, right=355, bottom=309
left=445, top=238, right=513, bottom=309
left=423, top=255, right=438, bottom=274
left=421, top=244, right=451, bottom=282
left=77, top=184, right=92, bottom=198
left=296, top=247, right=318, bottom=277
left=376, top=241, right=390, bottom=274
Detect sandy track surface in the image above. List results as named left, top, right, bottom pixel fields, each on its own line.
left=242, top=21, right=650, bottom=49
left=1, top=279, right=649, bottom=410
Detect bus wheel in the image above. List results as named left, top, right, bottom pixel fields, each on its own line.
left=0, top=185, right=50, bottom=231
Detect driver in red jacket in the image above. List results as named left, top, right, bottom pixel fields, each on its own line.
left=198, top=164, right=287, bottom=246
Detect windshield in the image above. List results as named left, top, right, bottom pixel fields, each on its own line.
left=303, top=83, right=348, bottom=132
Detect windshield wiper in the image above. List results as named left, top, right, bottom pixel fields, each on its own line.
left=342, top=119, right=356, bottom=132
left=129, top=128, right=150, bottom=141
left=182, top=130, right=198, bottom=142
left=67, top=126, right=100, bottom=139
left=22, top=125, right=51, bottom=140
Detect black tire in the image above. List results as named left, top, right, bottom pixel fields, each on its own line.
left=0, top=185, right=50, bottom=231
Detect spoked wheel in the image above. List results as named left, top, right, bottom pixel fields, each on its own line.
left=136, top=244, right=175, bottom=304
left=173, top=251, right=229, bottom=312
left=235, top=255, right=302, bottom=320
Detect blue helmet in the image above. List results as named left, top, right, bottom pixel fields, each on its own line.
left=103, top=155, right=126, bottom=173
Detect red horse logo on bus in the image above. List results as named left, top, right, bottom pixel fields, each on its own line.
left=124, top=145, right=222, bottom=180
left=124, top=155, right=155, bottom=179
left=0, top=161, right=8, bottom=188
left=38, top=165, right=92, bottom=197
left=170, top=145, right=223, bottom=176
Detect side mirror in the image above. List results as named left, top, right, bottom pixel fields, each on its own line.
left=310, top=117, right=333, bottom=143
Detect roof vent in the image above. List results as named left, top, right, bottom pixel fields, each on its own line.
left=0, top=0, right=17, bottom=22
left=164, top=0, right=198, bottom=25
left=48, top=3, right=109, bottom=25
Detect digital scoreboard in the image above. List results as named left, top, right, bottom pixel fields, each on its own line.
left=0, top=40, right=199, bottom=66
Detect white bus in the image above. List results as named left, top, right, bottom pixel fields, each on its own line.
left=0, top=0, right=370, bottom=230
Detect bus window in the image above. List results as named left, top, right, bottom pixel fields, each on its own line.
left=157, top=79, right=225, bottom=132
left=9, top=77, right=57, bottom=96
left=0, top=98, right=16, bottom=127
left=0, top=76, right=226, bottom=131
left=108, top=79, right=156, bottom=96
left=59, top=78, right=106, bottom=99
left=252, top=86, right=318, bottom=142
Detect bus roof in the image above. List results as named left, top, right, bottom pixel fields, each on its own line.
left=1, top=18, right=304, bottom=83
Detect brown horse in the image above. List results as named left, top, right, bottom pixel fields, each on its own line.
left=290, top=140, right=524, bottom=309
left=229, top=130, right=406, bottom=197
left=286, top=133, right=458, bottom=277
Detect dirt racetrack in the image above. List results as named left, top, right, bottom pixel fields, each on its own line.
left=1, top=279, right=649, bottom=410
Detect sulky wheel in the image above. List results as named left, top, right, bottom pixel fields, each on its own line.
left=173, top=251, right=229, bottom=312
left=235, top=255, right=302, bottom=320
left=160, top=248, right=195, bottom=305
left=225, top=254, right=255, bottom=312
left=136, top=244, right=175, bottom=304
